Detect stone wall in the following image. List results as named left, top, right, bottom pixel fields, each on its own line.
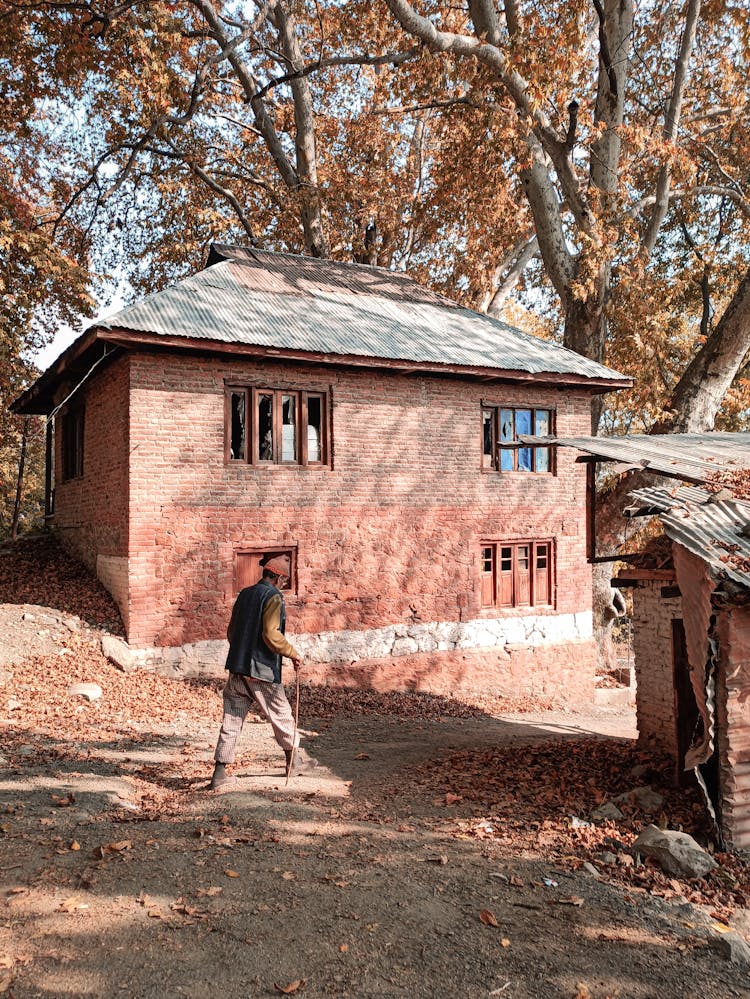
left=130, top=618, right=597, bottom=705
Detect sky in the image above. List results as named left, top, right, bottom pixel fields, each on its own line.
left=33, top=291, right=126, bottom=371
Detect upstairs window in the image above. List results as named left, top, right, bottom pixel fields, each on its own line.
left=482, top=406, right=552, bottom=472
left=62, top=407, right=84, bottom=481
left=480, top=540, right=553, bottom=608
left=226, top=387, right=328, bottom=466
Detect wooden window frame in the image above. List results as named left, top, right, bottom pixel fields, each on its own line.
left=225, top=385, right=329, bottom=467
left=234, top=545, right=298, bottom=596
left=480, top=540, right=554, bottom=609
left=481, top=403, right=554, bottom=474
left=61, top=406, right=85, bottom=481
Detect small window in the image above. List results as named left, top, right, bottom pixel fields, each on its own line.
left=62, top=407, right=84, bottom=481
left=234, top=547, right=297, bottom=595
left=481, top=541, right=553, bottom=608
left=481, top=405, right=553, bottom=472
left=227, top=387, right=329, bottom=466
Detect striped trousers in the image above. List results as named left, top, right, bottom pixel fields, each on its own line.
left=214, top=672, right=299, bottom=763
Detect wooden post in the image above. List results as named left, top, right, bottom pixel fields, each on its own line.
left=10, top=418, right=29, bottom=541
left=586, top=459, right=596, bottom=562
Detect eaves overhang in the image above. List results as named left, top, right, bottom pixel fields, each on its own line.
left=12, top=323, right=631, bottom=417
left=95, top=325, right=631, bottom=391
left=10, top=327, right=103, bottom=416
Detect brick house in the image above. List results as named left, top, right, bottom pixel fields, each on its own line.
left=13, top=246, right=629, bottom=700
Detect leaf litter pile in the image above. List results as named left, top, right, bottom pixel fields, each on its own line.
left=0, top=533, right=124, bottom=632
left=404, top=739, right=750, bottom=919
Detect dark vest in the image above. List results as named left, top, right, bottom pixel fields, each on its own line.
left=225, top=578, right=287, bottom=684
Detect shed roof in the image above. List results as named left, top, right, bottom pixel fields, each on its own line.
left=92, top=247, right=628, bottom=384
left=555, top=432, right=750, bottom=483
left=627, top=484, right=750, bottom=590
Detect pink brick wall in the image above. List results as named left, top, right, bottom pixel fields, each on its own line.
left=632, top=581, right=682, bottom=757
left=124, top=352, right=595, bottom=651
left=302, top=641, right=598, bottom=705
left=51, top=354, right=130, bottom=627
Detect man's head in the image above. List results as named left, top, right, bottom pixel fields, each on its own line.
left=261, top=553, right=291, bottom=585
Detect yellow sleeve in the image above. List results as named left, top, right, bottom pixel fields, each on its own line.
left=261, top=594, right=300, bottom=660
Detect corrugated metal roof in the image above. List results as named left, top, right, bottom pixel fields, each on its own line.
left=628, top=484, right=750, bottom=589
left=556, top=432, right=750, bottom=482
left=96, top=248, right=629, bottom=384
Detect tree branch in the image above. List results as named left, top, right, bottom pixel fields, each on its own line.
left=642, top=0, right=701, bottom=254
left=385, top=0, right=599, bottom=238
left=480, top=234, right=540, bottom=316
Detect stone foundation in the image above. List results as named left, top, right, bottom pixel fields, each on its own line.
left=124, top=611, right=596, bottom=704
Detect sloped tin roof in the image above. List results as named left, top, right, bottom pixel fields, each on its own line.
left=96, top=247, right=628, bottom=384
left=556, top=432, right=750, bottom=482
left=628, top=484, right=750, bottom=590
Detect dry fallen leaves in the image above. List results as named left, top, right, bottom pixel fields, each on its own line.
left=57, top=896, right=88, bottom=913
left=101, top=840, right=132, bottom=855
left=479, top=909, right=499, bottom=927
left=274, top=979, right=306, bottom=995
left=224, top=869, right=240, bottom=878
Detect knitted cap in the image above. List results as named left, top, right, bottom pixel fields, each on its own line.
left=263, top=554, right=291, bottom=578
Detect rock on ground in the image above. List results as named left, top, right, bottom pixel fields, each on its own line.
left=632, top=824, right=717, bottom=879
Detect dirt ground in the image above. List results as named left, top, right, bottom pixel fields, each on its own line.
left=1, top=592, right=750, bottom=999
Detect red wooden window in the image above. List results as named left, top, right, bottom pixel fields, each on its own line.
left=482, top=405, right=553, bottom=472
left=234, top=547, right=296, bottom=596
left=227, top=387, right=328, bottom=467
left=481, top=541, right=553, bottom=608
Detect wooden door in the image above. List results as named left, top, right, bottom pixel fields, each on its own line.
left=672, top=618, right=699, bottom=787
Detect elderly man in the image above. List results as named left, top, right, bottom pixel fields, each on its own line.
left=209, top=553, right=312, bottom=790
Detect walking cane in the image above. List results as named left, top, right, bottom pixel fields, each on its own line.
left=285, top=666, right=301, bottom=787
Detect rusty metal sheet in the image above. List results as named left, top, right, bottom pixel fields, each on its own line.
left=628, top=485, right=750, bottom=589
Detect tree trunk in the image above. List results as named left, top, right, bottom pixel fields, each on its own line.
left=655, top=263, right=750, bottom=432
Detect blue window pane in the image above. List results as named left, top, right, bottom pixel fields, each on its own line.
left=515, top=409, right=532, bottom=435
left=536, top=447, right=550, bottom=472
left=535, top=410, right=550, bottom=436
left=500, top=410, right=514, bottom=442
left=518, top=447, right=532, bottom=471
left=500, top=448, right=514, bottom=471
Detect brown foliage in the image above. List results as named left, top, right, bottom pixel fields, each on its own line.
left=0, top=533, right=123, bottom=631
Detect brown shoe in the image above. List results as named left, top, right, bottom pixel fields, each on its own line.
left=209, top=763, right=238, bottom=791
left=285, top=749, right=318, bottom=777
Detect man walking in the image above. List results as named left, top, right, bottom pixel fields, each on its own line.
left=209, top=553, right=312, bottom=790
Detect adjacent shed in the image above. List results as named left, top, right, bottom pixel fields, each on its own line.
left=555, top=433, right=750, bottom=849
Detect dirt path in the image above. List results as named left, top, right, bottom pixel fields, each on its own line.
left=1, top=604, right=749, bottom=998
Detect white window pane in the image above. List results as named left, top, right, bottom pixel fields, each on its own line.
left=281, top=395, right=296, bottom=461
